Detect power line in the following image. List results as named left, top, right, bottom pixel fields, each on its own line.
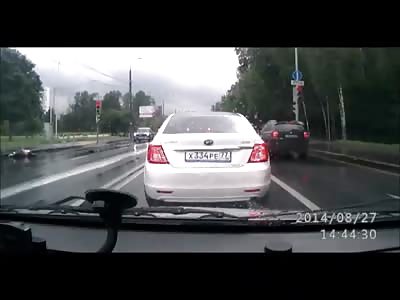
left=75, top=61, right=126, bottom=84
left=47, top=59, right=129, bottom=95
left=51, top=59, right=126, bottom=84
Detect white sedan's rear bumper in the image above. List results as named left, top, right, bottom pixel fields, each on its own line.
left=144, top=162, right=271, bottom=202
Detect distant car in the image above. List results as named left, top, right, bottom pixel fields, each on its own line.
left=260, top=120, right=310, bottom=158
left=144, top=112, right=271, bottom=206
left=134, top=127, right=154, bottom=143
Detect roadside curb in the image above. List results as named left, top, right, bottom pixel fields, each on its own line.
left=310, top=149, right=400, bottom=175
left=1, top=144, right=85, bottom=157
left=2, top=139, right=133, bottom=157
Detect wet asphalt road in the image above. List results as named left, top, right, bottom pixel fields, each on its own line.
left=0, top=143, right=399, bottom=213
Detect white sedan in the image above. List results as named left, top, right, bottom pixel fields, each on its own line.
left=144, top=112, right=271, bottom=205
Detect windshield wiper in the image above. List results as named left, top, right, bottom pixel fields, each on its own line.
left=124, top=207, right=246, bottom=220
left=0, top=196, right=95, bottom=216
left=0, top=204, right=95, bottom=215
left=0, top=199, right=244, bottom=219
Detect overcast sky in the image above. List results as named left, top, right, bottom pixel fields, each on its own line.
left=15, top=48, right=239, bottom=114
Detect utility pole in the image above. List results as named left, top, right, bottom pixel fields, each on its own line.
left=129, top=67, right=132, bottom=113
left=326, top=96, right=331, bottom=142
left=55, top=61, right=60, bottom=139
left=338, top=84, right=347, bottom=140
left=49, top=89, right=52, bottom=129
left=293, top=48, right=299, bottom=121
left=320, top=98, right=328, bottom=140
left=129, top=67, right=133, bottom=141
left=302, top=101, right=310, bottom=132
left=52, top=88, right=56, bottom=139
left=162, top=99, right=165, bottom=117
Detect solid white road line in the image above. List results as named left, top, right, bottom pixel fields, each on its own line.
left=310, top=153, right=400, bottom=177
left=271, top=175, right=320, bottom=211
left=71, top=155, right=89, bottom=161
left=101, top=148, right=147, bottom=189
left=114, top=169, right=145, bottom=190
left=311, top=149, right=400, bottom=168
left=102, top=163, right=145, bottom=189
left=70, top=199, right=86, bottom=206
left=0, top=149, right=147, bottom=199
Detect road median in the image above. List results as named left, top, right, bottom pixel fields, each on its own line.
left=309, top=140, right=399, bottom=174
left=2, top=136, right=132, bottom=157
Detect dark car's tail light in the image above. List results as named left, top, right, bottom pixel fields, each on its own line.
left=304, top=131, right=310, bottom=139
left=147, top=145, right=169, bottom=164
left=248, top=143, right=269, bottom=163
left=272, top=131, right=279, bottom=139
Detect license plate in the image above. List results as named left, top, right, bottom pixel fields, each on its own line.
left=185, top=151, right=231, bottom=162
left=285, top=134, right=298, bottom=138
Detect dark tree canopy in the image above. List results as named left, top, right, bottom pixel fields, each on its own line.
left=214, top=48, right=399, bottom=144
left=0, top=48, right=44, bottom=139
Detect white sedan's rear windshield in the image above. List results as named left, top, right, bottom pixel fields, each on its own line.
left=137, top=128, right=151, bottom=133
left=163, top=115, right=249, bottom=134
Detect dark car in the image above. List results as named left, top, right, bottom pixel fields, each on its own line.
left=260, top=120, right=310, bottom=158
left=133, top=127, right=154, bottom=143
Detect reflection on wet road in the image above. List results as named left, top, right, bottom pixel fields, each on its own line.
left=1, top=143, right=399, bottom=214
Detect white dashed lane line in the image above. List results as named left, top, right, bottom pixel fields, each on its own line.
left=0, top=149, right=147, bottom=199
left=102, top=163, right=145, bottom=189
left=70, top=155, right=89, bottom=161
left=114, top=169, right=145, bottom=190
left=271, top=175, right=320, bottom=211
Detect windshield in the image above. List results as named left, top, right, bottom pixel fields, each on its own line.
left=137, top=128, right=151, bottom=133
left=162, top=114, right=247, bottom=134
left=275, top=124, right=305, bottom=131
left=1, top=47, right=399, bottom=228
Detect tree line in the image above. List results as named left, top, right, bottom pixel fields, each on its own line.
left=0, top=48, right=44, bottom=140
left=213, top=48, right=399, bottom=144
left=58, top=89, right=163, bottom=135
left=0, top=48, right=164, bottom=141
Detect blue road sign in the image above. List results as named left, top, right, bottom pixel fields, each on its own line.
left=291, top=70, right=303, bottom=81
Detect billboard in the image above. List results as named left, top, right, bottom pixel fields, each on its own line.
left=139, top=106, right=155, bottom=118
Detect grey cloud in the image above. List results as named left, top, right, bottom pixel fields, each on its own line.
left=36, top=68, right=224, bottom=115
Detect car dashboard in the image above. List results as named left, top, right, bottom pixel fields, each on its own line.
left=20, top=222, right=400, bottom=253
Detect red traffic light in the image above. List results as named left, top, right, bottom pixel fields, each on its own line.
left=296, top=85, right=303, bottom=92
left=96, top=100, right=101, bottom=108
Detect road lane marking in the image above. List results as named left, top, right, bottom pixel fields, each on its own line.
left=310, top=153, right=400, bottom=177
left=311, top=149, right=400, bottom=168
left=386, top=193, right=400, bottom=200
left=0, top=149, right=147, bottom=199
left=114, top=169, right=144, bottom=190
left=71, top=155, right=89, bottom=161
left=271, top=175, right=320, bottom=211
left=102, top=163, right=145, bottom=189
left=70, top=199, right=86, bottom=206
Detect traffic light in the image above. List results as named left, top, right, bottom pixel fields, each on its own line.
left=296, top=85, right=303, bottom=103
left=95, top=100, right=101, bottom=123
left=292, top=99, right=298, bottom=120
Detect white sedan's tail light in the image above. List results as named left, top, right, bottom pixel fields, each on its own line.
left=147, top=145, right=169, bottom=164
left=248, top=143, right=269, bottom=163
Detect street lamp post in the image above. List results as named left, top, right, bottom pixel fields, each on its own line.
left=129, top=58, right=142, bottom=141
left=293, top=48, right=299, bottom=121
left=49, top=61, right=60, bottom=139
